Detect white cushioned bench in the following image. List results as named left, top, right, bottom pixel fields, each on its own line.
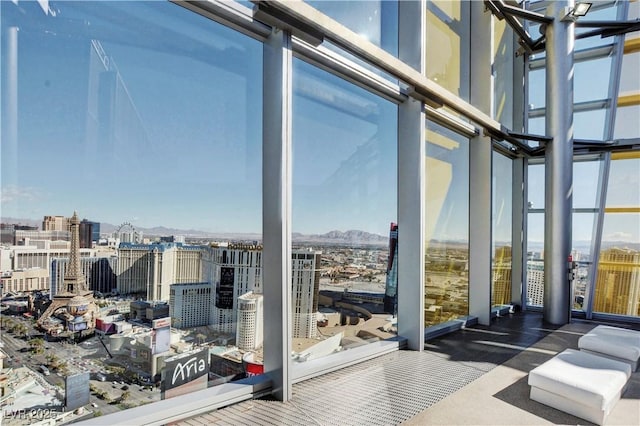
left=578, top=325, right=640, bottom=371
left=528, top=348, right=631, bottom=425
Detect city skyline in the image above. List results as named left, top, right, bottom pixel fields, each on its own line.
left=2, top=2, right=637, bottom=242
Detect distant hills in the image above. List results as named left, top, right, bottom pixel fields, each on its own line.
left=1, top=217, right=388, bottom=246
left=4, top=217, right=636, bottom=250
left=292, top=229, right=388, bottom=245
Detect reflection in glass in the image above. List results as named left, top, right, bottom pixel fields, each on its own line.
left=425, top=0, right=470, bottom=100
left=574, top=110, right=607, bottom=140
left=573, top=159, right=601, bottom=209
left=526, top=213, right=544, bottom=307
left=575, top=57, right=613, bottom=104
left=1, top=0, right=263, bottom=410
left=528, top=69, right=545, bottom=110
left=619, top=51, right=640, bottom=94
left=605, top=157, right=640, bottom=207
left=492, top=152, right=513, bottom=306
left=594, top=213, right=640, bottom=316
left=614, top=106, right=640, bottom=139
left=425, top=121, right=469, bottom=326
left=594, top=155, right=640, bottom=318
left=527, top=163, right=545, bottom=210
left=575, top=2, right=621, bottom=51
left=292, top=59, right=398, bottom=361
left=572, top=213, right=596, bottom=311
left=306, top=0, right=398, bottom=56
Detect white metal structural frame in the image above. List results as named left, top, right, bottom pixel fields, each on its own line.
left=469, top=0, right=494, bottom=326
left=81, top=1, right=532, bottom=423
left=262, top=27, right=293, bottom=402
left=523, top=1, right=640, bottom=323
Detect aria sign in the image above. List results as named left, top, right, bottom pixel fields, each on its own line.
left=162, top=349, right=209, bottom=392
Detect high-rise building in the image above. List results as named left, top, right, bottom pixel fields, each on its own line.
left=0, top=267, right=48, bottom=294
left=492, top=246, right=512, bottom=306
left=42, top=215, right=70, bottom=231
left=116, top=242, right=204, bottom=300
left=204, top=244, right=320, bottom=339
left=79, top=219, right=100, bottom=248
left=204, top=243, right=262, bottom=335
left=14, top=229, right=70, bottom=245
left=527, top=260, right=545, bottom=306
left=51, top=255, right=117, bottom=296
left=236, top=292, right=264, bottom=351
left=291, top=249, right=321, bottom=339
left=593, top=248, right=640, bottom=316
left=384, top=222, right=398, bottom=314
left=5, top=0, right=639, bottom=422
left=1, top=223, right=39, bottom=244
left=170, top=282, right=212, bottom=329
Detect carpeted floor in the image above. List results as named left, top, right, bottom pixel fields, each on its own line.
left=403, top=321, right=640, bottom=425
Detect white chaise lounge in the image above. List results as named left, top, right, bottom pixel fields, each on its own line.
left=578, top=325, right=640, bottom=371
left=528, top=348, right=631, bottom=425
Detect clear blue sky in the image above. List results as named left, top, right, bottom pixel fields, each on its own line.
left=1, top=1, right=397, bottom=236
left=1, top=0, right=638, bottom=244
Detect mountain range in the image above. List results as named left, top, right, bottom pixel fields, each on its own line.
left=1, top=217, right=389, bottom=245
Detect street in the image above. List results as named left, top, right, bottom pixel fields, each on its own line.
left=1, top=313, right=160, bottom=420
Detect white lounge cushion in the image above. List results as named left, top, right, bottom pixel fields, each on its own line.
left=528, top=349, right=631, bottom=411
left=578, top=325, right=640, bottom=365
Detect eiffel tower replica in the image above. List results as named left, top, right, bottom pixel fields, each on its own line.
left=38, top=212, right=97, bottom=335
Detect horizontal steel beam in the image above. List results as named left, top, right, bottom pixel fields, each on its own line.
left=175, top=0, right=271, bottom=41
left=251, top=0, right=505, bottom=138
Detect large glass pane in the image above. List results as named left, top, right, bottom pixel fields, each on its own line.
left=302, top=1, right=398, bottom=84
left=572, top=213, right=596, bottom=311
left=614, top=105, right=640, bottom=139
left=305, top=0, right=398, bottom=56
left=594, top=213, right=640, bottom=316
left=574, top=109, right=607, bottom=140
left=493, top=18, right=515, bottom=128
left=575, top=3, right=621, bottom=52
left=1, top=0, right=262, bottom=416
left=528, top=163, right=545, bottom=210
left=573, top=159, right=601, bottom=209
left=619, top=50, right=640, bottom=94
left=291, top=59, right=398, bottom=362
left=606, top=157, right=640, bottom=207
left=526, top=213, right=545, bottom=307
left=575, top=57, right=612, bottom=104
left=492, top=152, right=513, bottom=306
left=594, top=156, right=640, bottom=317
left=528, top=117, right=545, bottom=142
left=425, top=121, right=469, bottom=326
left=528, top=68, right=545, bottom=110
left=425, top=0, right=470, bottom=101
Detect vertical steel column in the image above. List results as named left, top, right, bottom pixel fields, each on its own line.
left=397, top=0, right=425, bottom=350
left=2, top=26, right=19, bottom=187
left=263, top=29, right=292, bottom=401
left=469, top=1, right=493, bottom=326
left=543, top=1, right=574, bottom=325
left=512, top=157, right=526, bottom=307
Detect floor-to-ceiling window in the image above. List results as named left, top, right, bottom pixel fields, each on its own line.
left=571, top=157, right=604, bottom=312
left=593, top=153, right=640, bottom=318
left=424, top=0, right=471, bottom=328
left=424, top=122, right=469, bottom=326
left=526, top=162, right=545, bottom=307
left=1, top=0, right=263, bottom=415
left=291, top=58, right=398, bottom=362
left=492, top=152, right=513, bottom=307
